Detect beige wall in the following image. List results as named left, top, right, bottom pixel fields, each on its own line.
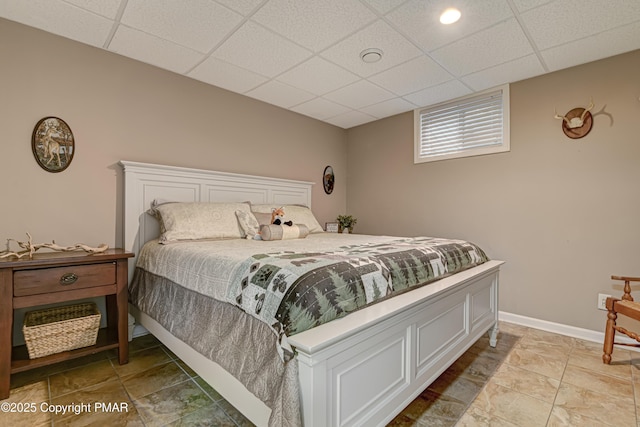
left=346, top=49, right=640, bottom=333
left=0, top=18, right=347, bottom=250
left=4, top=17, right=640, bottom=336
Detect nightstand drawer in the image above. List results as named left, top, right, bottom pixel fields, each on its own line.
left=13, top=263, right=116, bottom=296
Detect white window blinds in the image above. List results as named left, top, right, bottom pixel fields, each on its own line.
left=414, top=85, right=509, bottom=163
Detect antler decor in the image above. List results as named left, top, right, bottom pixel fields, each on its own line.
left=554, top=98, right=595, bottom=139
left=0, top=233, right=109, bottom=259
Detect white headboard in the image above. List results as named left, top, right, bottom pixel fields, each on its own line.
left=120, top=161, right=314, bottom=279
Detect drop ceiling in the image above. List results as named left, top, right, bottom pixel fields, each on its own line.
left=2, top=0, right=640, bottom=129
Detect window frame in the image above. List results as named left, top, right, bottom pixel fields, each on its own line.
left=414, top=84, right=510, bottom=164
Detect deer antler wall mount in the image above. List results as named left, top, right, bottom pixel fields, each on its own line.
left=554, top=98, right=594, bottom=139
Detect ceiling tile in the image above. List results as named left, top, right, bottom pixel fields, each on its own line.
left=246, top=80, right=316, bottom=108
left=403, top=80, right=472, bottom=108
left=2, top=0, right=640, bottom=129
left=109, top=26, right=204, bottom=74
left=251, top=0, right=376, bottom=52
left=325, top=110, right=377, bottom=128
left=121, top=0, right=243, bottom=53
left=212, top=21, right=312, bottom=77
left=509, top=0, right=554, bottom=13
left=65, top=0, right=123, bottom=19
left=541, top=20, right=640, bottom=72
left=386, top=0, right=514, bottom=51
left=431, top=18, right=533, bottom=76
left=360, top=97, right=417, bottom=118
left=321, top=19, right=423, bottom=77
left=324, top=80, right=395, bottom=109
left=291, top=98, right=352, bottom=120
left=214, top=0, right=264, bottom=16
left=0, top=0, right=114, bottom=47
left=188, top=56, right=268, bottom=93
left=277, top=56, right=360, bottom=96
left=521, top=0, right=640, bottom=51
left=461, top=54, right=545, bottom=91
left=361, top=0, right=408, bottom=14
left=368, top=55, right=453, bottom=95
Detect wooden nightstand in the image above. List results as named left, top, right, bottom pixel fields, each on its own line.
left=0, top=249, right=133, bottom=399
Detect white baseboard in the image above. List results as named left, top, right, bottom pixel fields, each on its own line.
left=499, top=311, right=639, bottom=350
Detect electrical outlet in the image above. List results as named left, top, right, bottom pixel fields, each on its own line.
left=597, top=293, right=611, bottom=310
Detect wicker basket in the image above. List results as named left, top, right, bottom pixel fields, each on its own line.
left=23, top=302, right=101, bottom=359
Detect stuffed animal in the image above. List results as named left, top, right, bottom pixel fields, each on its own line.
left=271, top=207, right=293, bottom=226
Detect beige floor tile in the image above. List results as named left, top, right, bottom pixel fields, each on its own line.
left=167, top=402, right=238, bottom=426
left=193, top=376, right=224, bottom=401
left=516, top=336, right=572, bottom=361
left=121, top=361, right=190, bottom=400
left=50, top=378, right=141, bottom=426
left=177, top=358, right=198, bottom=377
left=403, top=389, right=467, bottom=425
left=548, top=406, right=615, bottom=427
left=111, top=345, right=172, bottom=378
left=522, top=328, right=576, bottom=349
left=562, top=364, right=634, bottom=401
left=569, top=345, right=633, bottom=380
left=470, top=381, right=552, bottom=427
left=127, top=333, right=162, bottom=353
left=49, top=359, right=118, bottom=398
left=490, top=362, right=560, bottom=403
left=0, top=380, right=51, bottom=427
left=133, top=379, right=214, bottom=427
left=427, top=369, right=485, bottom=404
left=387, top=413, right=421, bottom=426
left=446, top=351, right=503, bottom=383
left=455, top=405, right=520, bottom=427
left=214, top=398, right=255, bottom=427
left=497, top=321, right=529, bottom=337
left=554, top=382, right=636, bottom=426
left=504, top=346, right=567, bottom=379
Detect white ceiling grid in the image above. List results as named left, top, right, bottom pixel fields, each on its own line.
left=1, top=0, right=639, bottom=128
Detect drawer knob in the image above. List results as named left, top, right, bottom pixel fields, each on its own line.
left=60, top=272, right=79, bottom=285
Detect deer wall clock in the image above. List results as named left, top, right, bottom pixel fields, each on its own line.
left=554, top=98, right=594, bottom=139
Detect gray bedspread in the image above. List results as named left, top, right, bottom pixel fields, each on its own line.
left=129, top=269, right=301, bottom=427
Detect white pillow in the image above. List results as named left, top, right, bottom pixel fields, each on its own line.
left=235, top=209, right=260, bottom=239
left=149, top=201, right=251, bottom=243
left=250, top=204, right=324, bottom=233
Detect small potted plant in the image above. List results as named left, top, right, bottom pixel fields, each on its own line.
left=336, top=214, right=357, bottom=234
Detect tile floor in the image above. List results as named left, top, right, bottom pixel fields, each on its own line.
left=2, top=321, right=638, bottom=426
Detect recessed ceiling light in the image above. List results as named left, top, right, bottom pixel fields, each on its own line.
left=360, top=48, right=383, bottom=63
left=440, top=8, right=461, bottom=25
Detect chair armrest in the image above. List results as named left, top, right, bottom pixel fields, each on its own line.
left=611, top=275, right=640, bottom=282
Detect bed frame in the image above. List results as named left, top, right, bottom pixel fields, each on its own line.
left=121, top=160, right=503, bottom=427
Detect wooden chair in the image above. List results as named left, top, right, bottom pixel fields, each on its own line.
left=603, top=275, right=640, bottom=364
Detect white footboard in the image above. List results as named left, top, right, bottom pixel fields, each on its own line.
left=289, top=260, right=502, bottom=427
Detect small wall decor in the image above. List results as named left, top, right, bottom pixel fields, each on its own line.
left=323, top=165, right=334, bottom=194
left=31, top=117, right=75, bottom=172
left=325, top=222, right=339, bottom=233
left=554, top=98, right=594, bottom=139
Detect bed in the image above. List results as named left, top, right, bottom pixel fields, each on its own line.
left=121, top=160, right=504, bottom=427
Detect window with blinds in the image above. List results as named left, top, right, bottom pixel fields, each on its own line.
left=414, top=85, right=510, bottom=163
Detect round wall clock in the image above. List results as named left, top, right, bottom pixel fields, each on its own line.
left=323, top=166, right=334, bottom=194
left=31, top=116, right=75, bottom=172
